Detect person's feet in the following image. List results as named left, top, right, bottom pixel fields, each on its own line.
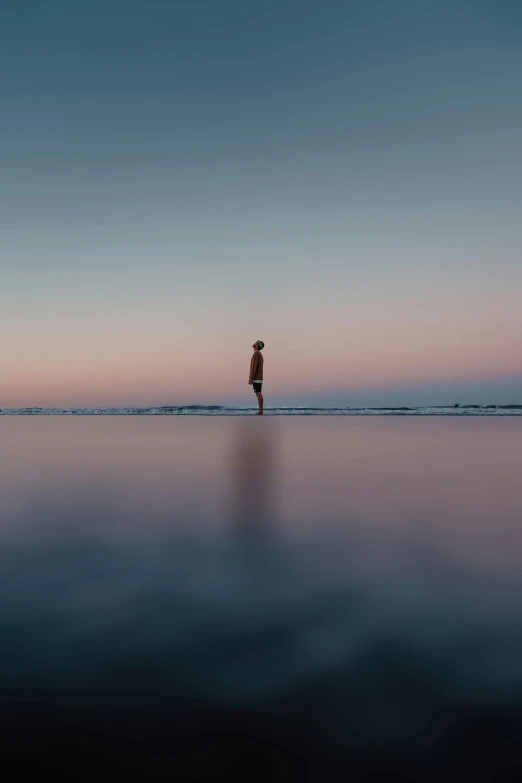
left=256, top=411, right=263, bottom=415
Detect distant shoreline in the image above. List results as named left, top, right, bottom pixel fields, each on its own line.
left=1, top=405, right=521, bottom=416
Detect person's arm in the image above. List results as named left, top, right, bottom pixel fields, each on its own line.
left=248, top=353, right=258, bottom=384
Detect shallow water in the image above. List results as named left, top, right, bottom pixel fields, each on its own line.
left=1, top=417, right=521, bottom=781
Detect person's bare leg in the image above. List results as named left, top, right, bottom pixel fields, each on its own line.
left=256, top=392, right=264, bottom=415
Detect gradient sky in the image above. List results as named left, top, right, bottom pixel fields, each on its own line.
left=1, top=0, right=521, bottom=407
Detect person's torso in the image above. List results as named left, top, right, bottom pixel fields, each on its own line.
left=251, top=351, right=264, bottom=380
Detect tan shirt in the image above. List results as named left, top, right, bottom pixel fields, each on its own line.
left=249, top=350, right=264, bottom=383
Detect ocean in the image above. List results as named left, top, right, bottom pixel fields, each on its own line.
left=1, top=405, right=521, bottom=415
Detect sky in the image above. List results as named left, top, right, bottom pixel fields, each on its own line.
left=1, top=0, right=521, bottom=408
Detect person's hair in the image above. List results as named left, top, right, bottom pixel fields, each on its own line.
left=257, top=340, right=265, bottom=350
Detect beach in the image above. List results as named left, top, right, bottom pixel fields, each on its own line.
left=1, top=416, right=522, bottom=780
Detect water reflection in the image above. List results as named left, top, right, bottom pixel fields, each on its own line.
left=230, top=419, right=279, bottom=538
left=0, top=417, right=522, bottom=781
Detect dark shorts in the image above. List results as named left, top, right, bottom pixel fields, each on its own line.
left=253, top=381, right=263, bottom=393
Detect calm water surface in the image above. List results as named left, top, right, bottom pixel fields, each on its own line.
left=1, top=417, right=521, bottom=781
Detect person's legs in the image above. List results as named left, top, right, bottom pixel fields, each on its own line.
left=255, top=391, right=264, bottom=415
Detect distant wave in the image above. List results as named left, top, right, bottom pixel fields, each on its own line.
left=1, top=405, right=521, bottom=416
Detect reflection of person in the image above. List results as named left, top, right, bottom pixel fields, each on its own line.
left=232, top=421, right=275, bottom=535
left=248, top=340, right=265, bottom=415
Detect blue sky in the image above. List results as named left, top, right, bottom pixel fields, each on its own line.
left=1, top=0, right=521, bottom=406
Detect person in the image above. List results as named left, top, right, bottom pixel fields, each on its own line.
left=248, top=340, right=265, bottom=415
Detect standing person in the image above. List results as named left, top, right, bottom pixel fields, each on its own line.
left=248, top=340, right=265, bottom=415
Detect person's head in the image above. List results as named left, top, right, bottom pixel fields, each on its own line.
left=252, top=340, right=265, bottom=351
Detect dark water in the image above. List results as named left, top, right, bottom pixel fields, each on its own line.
left=1, top=417, right=521, bottom=781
